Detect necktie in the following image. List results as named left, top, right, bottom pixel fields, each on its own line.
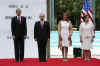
left=18, top=16, right=21, bottom=24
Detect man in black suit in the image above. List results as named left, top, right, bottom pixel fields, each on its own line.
left=34, top=13, right=50, bottom=62
left=11, top=8, right=27, bottom=62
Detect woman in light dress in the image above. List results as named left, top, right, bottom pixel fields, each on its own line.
left=58, top=13, right=73, bottom=62
left=80, top=15, right=95, bottom=61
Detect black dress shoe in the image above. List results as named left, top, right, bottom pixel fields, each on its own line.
left=16, top=61, right=19, bottom=63
left=16, top=60, right=19, bottom=62
left=20, top=60, right=24, bottom=63
left=39, top=59, right=42, bottom=62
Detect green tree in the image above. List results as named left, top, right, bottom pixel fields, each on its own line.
left=54, top=0, right=84, bottom=30
left=96, top=0, right=100, bottom=30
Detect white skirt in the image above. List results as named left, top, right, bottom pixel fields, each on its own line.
left=61, top=31, right=70, bottom=47
left=62, top=40, right=70, bottom=47
left=81, top=37, right=93, bottom=50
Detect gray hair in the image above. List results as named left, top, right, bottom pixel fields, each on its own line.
left=39, top=13, right=45, bottom=17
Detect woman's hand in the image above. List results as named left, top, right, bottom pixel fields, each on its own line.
left=80, top=36, right=83, bottom=43
left=69, top=40, right=72, bottom=46
left=80, top=39, right=83, bottom=43
left=91, top=36, right=95, bottom=43
left=68, top=35, right=71, bottom=41
left=91, top=39, right=94, bottom=43
left=58, top=40, right=62, bottom=50
left=68, top=35, right=72, bottom=46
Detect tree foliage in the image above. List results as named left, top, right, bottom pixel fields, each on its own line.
left=96, top=0, right=100, bottom=30
left=55, top=0, right=84, bottom=17
left=54, top=0, right=100, bottom=30
left=54, top=0, right=84, bottom=28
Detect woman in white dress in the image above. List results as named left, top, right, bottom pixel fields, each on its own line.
left=58, top=13, right=73, bottom=62
left=80, top=15, right=95, bottom=61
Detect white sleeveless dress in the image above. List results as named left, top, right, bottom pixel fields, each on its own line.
left=80, top=22, right=95, bottom=50
left=61, top=20, right=70, bottom=47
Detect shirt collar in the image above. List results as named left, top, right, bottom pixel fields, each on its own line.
left=40, top=20, right=44, bottom=23
left=17, top=16, right=21, bottom=20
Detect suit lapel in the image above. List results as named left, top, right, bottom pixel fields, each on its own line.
left=15, top=16, right=17, bottom=23
left=21, top=16, right=22, bottom=24
left=38, top=21, right=41, bottom=29
left=39, top=21, right=42, bottom=29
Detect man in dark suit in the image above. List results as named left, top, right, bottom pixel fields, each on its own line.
left=34, top=13, right=50, bottom=62
left=11, top=8, right=27, bottom=62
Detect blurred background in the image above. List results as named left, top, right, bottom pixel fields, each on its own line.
left=50, top=0, right=100, bottom=31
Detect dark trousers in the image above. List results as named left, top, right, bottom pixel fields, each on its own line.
left=14, top=36, right=24, bottom=62
left=37, top=39, right=47, bottom=61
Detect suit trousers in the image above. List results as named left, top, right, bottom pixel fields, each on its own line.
left=14, top=36, right=24, bottom=62
left=37, top=39, right=47, bottom=61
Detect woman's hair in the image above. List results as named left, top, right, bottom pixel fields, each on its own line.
left=83, top=15, right=89, bottom=21
left=62, top=13, right=70, bottom=22
left=63, top=13, right=69, bottom=18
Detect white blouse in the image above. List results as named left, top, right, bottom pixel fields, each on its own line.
left=80, top=21, right=95, bottom=39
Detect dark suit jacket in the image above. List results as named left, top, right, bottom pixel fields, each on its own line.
left=11, top=16, right=27, bottom=37
left=34, top=21, right=50, bottom=40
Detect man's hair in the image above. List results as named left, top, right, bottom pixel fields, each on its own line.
left=39, top=13, right=45, bottom=17
left=16, top=8, right=21, bottom=13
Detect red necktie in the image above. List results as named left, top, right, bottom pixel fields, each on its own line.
left=18, top=16, right=21, bottom=24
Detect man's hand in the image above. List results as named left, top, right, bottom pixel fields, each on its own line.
left=12, top=35, right=15, bottom=40
left=24, top=35, right=27, bottom=39
left=34, top=38, right=37, bottom=41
